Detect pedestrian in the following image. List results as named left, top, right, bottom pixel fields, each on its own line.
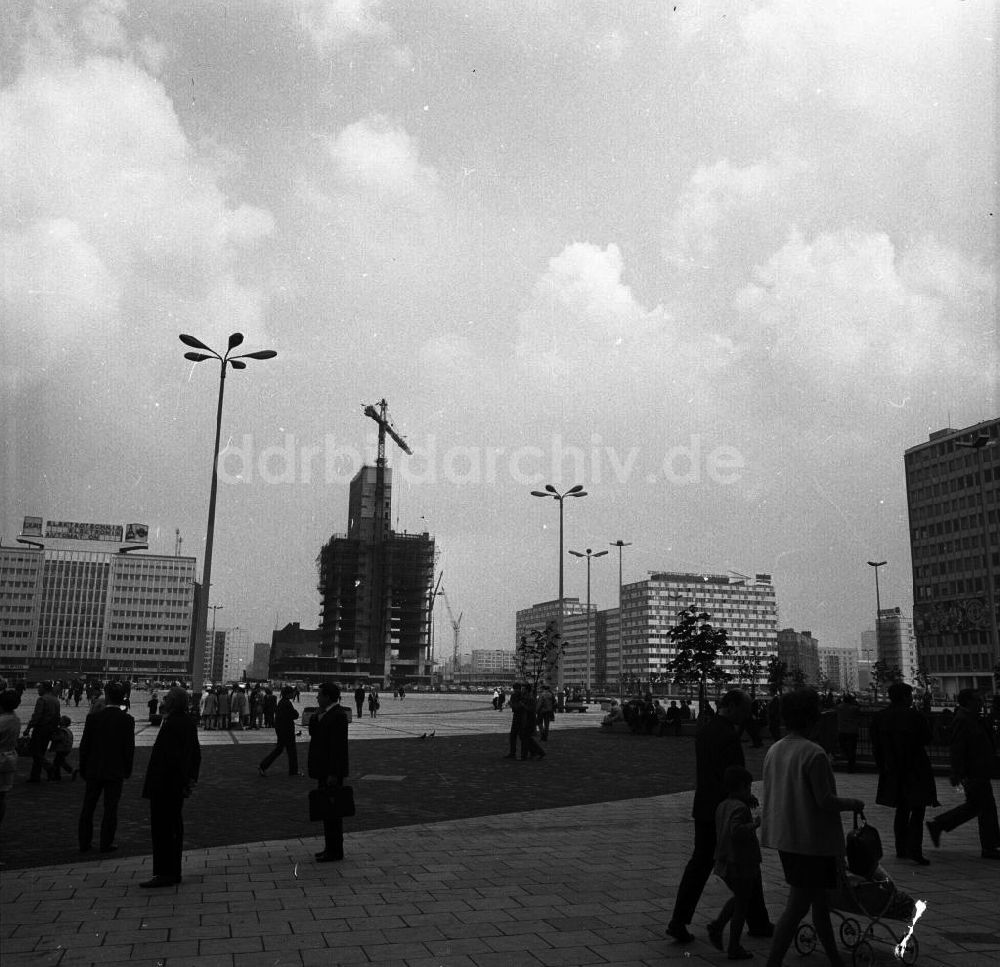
left=398, top=684, right=405, bottom=700
left=504, top=683, right=524, bottom=759
left=23, top=682, right=60, bottom=784
left=308, top=682, right=350, bottom=862
left=201, top=687, right=217, bottom=730
left=259, top=686, right=301, bottom=776
left=367, top=688, right=380, bottom=718
left=492, top=686, right=500, bottom=710
left=666, top=689, right=773, bottom=944
left=216, top=685, right=230, bottom=730
left=496, top=687, right=506, bottom=711
left=760, top=687, right=865, bottom=967
left=263, top=687, right=277, bottom=728
left=148, top=692, right=160, bottom=723
left=0, top=690, right=22, bottom=838
left=835, top=693, right=860, bottom=772
left=519, top=686, right=545, bottom=760
left=232, top=685, right=249, bottom=730
left=48, top=716, right=76, bottom=781
left=77, top=682, right=135, bottom=854
left=666, top=700, right=682, bottom=736
left=536, top=684, right=555, bottom=741
left=251, top=688, right=265, bottom=729
left=706, top=765, right=762, bottom=961
left=140, top=686, right=201, bottom=888
left=926, top=689, right=1000, bottom=860
left=870, top=682, right=937, bottom=865
left=354, top=684, right=365, bottom=720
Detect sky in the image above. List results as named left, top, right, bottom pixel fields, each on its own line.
left=2, top=0, right=997, bottom=656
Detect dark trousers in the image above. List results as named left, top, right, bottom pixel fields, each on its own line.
left=49, top=751, right=73, bottom=779
left=892, top=804, right=927, bottom=857
left=28, top=730, right=54, bottom=781
left=936, top=779, right=1000, bottom=850
left=149, top=794, right=185, bottom=879
left=320, top=783, right=344, bottom=857
left=78, top=778, right=123, bottom=850
left=508, top=718, right=520, bottom=756
left=839, top=733, right=859, bottom=772
left=260, top=733, right=298, bottom=774
left=670, top=819, right=770, bottom=930
left=355, top=701, right=364, bottom=719
left=520, top=728, right=544, bottom=758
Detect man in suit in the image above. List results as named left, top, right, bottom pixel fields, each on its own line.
left=666, top=689, right=774, bottom=944
left=308, top=682, right=349, bottom=862
left=140, top=686, right=201, bottom=888
left=77, top=682, right=135, bottom=853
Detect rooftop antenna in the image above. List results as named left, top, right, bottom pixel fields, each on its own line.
left=174, top=528, right=183, bottom=557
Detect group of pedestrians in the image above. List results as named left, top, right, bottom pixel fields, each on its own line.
left=503, top=682, right=551, bottom=760
left=198, top=684, right=276, bottom=730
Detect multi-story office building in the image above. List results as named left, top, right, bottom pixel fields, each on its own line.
left=317, top=466, right=436, bottom=684
left=876, top=607, right=918, bottom=685
left=267, top=622, right=324, bottom=681
left=514, top=597, right=589, bottom=688
left=905, top=418, right=1000, bottom=699
left=0, top=516, right=196, bottom=681
left=219, top=627, right=253, bottom=682
left=860, top=629, right=878, bottom=665
left=246, top=642, right=271, bottom=680
left=471, top=649, right=516, bottom=674
left=818, top=646, right=859, bottom=693
left=777, top=629, right=820, bottom=686
left=619, top=571, right=779, bottom=692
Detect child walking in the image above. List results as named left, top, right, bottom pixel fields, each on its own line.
left=49, top=715, right=76, bottom=781
left=707, top=765, right=762, bottom=960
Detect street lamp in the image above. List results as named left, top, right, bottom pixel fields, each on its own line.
left=569, top=547, right=608, bottom=691
left=610, top=539, right=631, bottom=697
left=180, top=331, right=276, bottom=693
left=867, top=560, right=886, bottom=699
left=530, top=484, right=588, bottom=676
left=955, top=433, right=1000, bottom=684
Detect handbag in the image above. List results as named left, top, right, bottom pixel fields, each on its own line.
left=845, top=812, right=883, bottom=879
left=308, top=785, right=356, bottom=821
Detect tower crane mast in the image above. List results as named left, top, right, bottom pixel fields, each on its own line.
left=440, top=588, right=463, bottom=679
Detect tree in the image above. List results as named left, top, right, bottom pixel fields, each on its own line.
left=790, top=665, right=806, bottom=688
left=666, top=609, right=734, bottom=712
left=515, top=621, right=564, bottom=694
left=869, top=659, right=888, bottom=703
left=766, top=656, right=788, bottom=696
left=735, top=645, right=764, bottom=698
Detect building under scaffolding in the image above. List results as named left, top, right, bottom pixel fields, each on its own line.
left=317, top=466, right=436, bottom=684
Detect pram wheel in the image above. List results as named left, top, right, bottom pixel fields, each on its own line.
left=897, top=935, right=919, bottom=965
left=839, top=917, right=861, bottom=950
left=852, top=939, right=875, bottom=967
left=794, top=922, right=817, bottom=955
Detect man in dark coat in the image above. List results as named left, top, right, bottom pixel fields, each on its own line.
left=258, top=685, right=301, bottom=776
left=927, top=689, right=1000, bottom=860
left=666, top=688, right=774, bottom=944
left=353, top=684, right=366, bottom=720
left=140, top=687, right=201, bottom=887
left=23, top=682, right=60, bottom=783
left=870, top=682, right=937, bottom=864
left=77, top=682, right=135, bottom=853
left=308, top=682, right=349, bottom=862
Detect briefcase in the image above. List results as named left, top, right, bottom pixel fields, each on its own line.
left=308, top=785, right=356, bottom=821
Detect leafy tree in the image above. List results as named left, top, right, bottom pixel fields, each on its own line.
left=736, top=646, right=764, bottom=698
left=666, top=609, right=733, bottom=711
left=515, top=621, right=565, bottom=694
left=766, top=656, right=788, bottom=696
left=869, top=659, right=888, bottom=703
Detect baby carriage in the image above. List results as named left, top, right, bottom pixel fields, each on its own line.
left=794, top=815, right=922, bottom=965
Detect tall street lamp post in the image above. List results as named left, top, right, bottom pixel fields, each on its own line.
left=180, top=332, right=276, bottom=693
left=530, top=484, right=588, bottom=672
left=610, top=539, right=631, bottom=698
left=569, top=547, right=608, bottom=691
left=955, top=433, right=1000, bottom=685
left=867, top=560, right=886, bottom=697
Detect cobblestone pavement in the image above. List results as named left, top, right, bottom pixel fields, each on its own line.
left=3, top=698, right=999, bottom=966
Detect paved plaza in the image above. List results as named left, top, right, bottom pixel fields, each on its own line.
left=3, top=694, right=999, bottom=966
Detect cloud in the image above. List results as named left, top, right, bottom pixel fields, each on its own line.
left=1, top=53, right=274, bottom=387
left=735, top=228, right=997, bottom=398
left=285, top=0, right=390, bottom=51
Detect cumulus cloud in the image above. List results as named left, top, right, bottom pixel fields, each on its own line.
left=735, top=228, right=997, bottom=396
left=1, top=53, right=274, bottom=387
left=286, top=0, right=389, bottom=51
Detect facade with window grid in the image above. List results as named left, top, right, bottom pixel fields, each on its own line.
left=0, top=537, right=196, bottom=680
left=905, top=418, right=1000, bottom=700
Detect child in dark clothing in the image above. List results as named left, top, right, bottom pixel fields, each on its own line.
left=49, top=716, right=76, bottom=781
left=707, top=765, right=762, bottom=960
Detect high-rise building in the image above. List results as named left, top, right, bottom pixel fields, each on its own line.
left=219, top=627, right=253, bottom=682
left=818, top=646, right=859, bottom=693
left=619, top=571, right=779, bottom=692
left=470, top=649, right=516, bottom=674
left=905, top=418, right=1000, bottom=699
left=246, top=642, right=271, bottom=680
left=876, top=607, right=918, bottom=685
left=317, top=466, right=436, bottom=684
left=0, top=516, right=196, bottom=681
left=777, top=629, right=820, bottom=685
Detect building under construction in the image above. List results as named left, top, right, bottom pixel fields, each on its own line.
left=317, top=465, right=436, bottom=685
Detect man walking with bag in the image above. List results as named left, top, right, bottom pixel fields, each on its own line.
left=308, top=682, right=349, bottom=862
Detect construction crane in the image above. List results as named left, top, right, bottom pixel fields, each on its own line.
left=362, top=399, right=413, bottom=684
left=440, top=588, right=462, bottom=680
left=428, top=570, right=444, bottom=671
